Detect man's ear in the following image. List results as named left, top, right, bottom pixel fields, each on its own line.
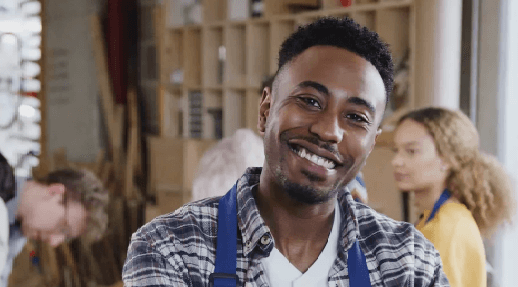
left=369, top=128, right=383, bottom=154
left=258, top=86, right=272, bottom=136
left=47, top=183, right=65, bottom=196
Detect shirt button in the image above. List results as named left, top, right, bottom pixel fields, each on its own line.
left=260, top=235, right=271, bottom=245
left=246, top=240, right=252, bottom=248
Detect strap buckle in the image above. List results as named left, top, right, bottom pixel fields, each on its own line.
left=208, top=272, right=238, bottom=287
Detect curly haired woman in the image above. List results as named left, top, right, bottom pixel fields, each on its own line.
left=391, top=107, right=516, bottom=287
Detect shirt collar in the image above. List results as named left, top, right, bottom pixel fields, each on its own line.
left=235, top=167, right=360, bottom=258
left=236, top=167, right=273, bottom=257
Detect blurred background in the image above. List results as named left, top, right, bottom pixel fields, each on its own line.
left=0, top=0, right=516, bottom=286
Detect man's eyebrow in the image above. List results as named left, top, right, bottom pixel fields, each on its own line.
left=347, top=97, right=376, bottom=115
left=297, top=81, right=330, bottom=96
left=296, top=81, right=376, bottom=114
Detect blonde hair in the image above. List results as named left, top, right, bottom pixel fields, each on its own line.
left=34, top=168, right=109, bottom=243
left=397, top=107, right=516, bottom=236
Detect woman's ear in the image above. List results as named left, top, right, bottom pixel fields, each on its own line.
left=258, top=87, right=272, bottom=136
left=439, top=159, right=450, bottom=172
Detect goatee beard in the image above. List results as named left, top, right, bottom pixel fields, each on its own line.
left=275, top=169, right=339, bottom=204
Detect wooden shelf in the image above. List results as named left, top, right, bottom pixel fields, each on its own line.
left=159, top=0, right=415, bottom=140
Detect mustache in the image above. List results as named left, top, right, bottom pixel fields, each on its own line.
left=284, top=134, right=341, bottom=158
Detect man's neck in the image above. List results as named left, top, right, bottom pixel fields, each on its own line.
left=256, top=171, right=336, bottom=272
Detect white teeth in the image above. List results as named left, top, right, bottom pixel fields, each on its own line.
left=295, top=147, right=336, bottom=169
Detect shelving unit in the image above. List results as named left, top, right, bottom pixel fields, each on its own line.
left=156, top=0, right=416, bottom=220
left=158, top=0, right=415, bottom=139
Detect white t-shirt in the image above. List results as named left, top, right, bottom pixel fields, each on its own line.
left=261, top=200, right=340, bottom=287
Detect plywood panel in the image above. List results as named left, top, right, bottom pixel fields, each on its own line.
left=223, top=89, right=245, bottom=138
left=184, top=28, right=201, bottom=87
left=375, top=7, right=409, bottom=65
left=247, top=23, right=271, bottom=88
left=225, top=25, right=246, bottom=87
left=361, top=146, right=402, bottom=221
left=246, top=89, right=262, bottom=133
left=202, top=28, right=224, bottom=87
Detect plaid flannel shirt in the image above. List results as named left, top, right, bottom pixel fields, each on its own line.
left=122, top=167, right=449, bottom=287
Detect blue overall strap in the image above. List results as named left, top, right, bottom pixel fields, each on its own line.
left=209, top=183, right=238, bottom=287
left=347, top=240, right=372, bottom=287
left=426, top=189, right=451, bottom=223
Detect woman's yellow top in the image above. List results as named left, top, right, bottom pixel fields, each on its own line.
left=416, top=202, right=486, bottom=287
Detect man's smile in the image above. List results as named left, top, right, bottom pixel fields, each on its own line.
left=288, top=142, right=339, bottom=179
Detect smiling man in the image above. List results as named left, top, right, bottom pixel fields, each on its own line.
left=123, top=17, right=449, bottom=287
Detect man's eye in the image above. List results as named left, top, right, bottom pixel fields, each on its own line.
left=406, top=149, right=416, bottom=155
left=347, top=114, right=368, bottom=123
left=300, top=97, right=321, bottom=108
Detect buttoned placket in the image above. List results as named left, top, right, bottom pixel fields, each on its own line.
left=243, top=233, right=274, bottom=287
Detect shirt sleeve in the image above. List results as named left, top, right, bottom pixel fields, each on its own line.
left=122, top=232, right=188, bottom=287
left=429, top=248, right=450, bottom=287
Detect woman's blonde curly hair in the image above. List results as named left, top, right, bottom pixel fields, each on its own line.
left=397, top=107, right=516, bottom=237
left=34, top=168, right=109, bottom=243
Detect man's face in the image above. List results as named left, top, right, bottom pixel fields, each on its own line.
left=259, top=46, right=386, bottom=204
left=20, top=183, right=88, bottom=247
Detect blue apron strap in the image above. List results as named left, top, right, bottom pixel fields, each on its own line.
left=210, top=183, right=238, bottom=287
left=347, top=240, right=372, bottom=287
left=426, top=189, right=451, bottom=223
left=211, top=182, right=372, bottom=287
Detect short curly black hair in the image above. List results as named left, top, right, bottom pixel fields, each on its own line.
left=277, top=17, right=394, bottom=103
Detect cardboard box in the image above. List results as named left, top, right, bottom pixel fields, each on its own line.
left=147, top=137, right=217, bottom=213
left=145, top=203, right=162, bottom=223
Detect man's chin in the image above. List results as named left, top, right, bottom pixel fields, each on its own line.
left=282, top=178, right=338, bottom=205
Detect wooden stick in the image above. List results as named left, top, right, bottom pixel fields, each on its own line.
left=94, top=149, right=106, bottom=176
left=80, top=240, right=104, bottom=283
left=113, top=105, right=125, bottom=181
left=101, top=235, right=122, bottom=282
left=112, top=197, right=127, bottom=265
left=90, top=14, right=116, bottom=158
left=124, top=88, right=139, bottom=199
left=60, top=243, right=80, bottom=282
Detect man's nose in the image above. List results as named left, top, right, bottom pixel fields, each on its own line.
left=309, top=112, right=343, bottom=143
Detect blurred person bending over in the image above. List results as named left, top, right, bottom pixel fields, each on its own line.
left=0, top=153, right=109, bottom=287
left=392, top=107, right=516, bottom=287
left=123, top=17, right=448, bottom=286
